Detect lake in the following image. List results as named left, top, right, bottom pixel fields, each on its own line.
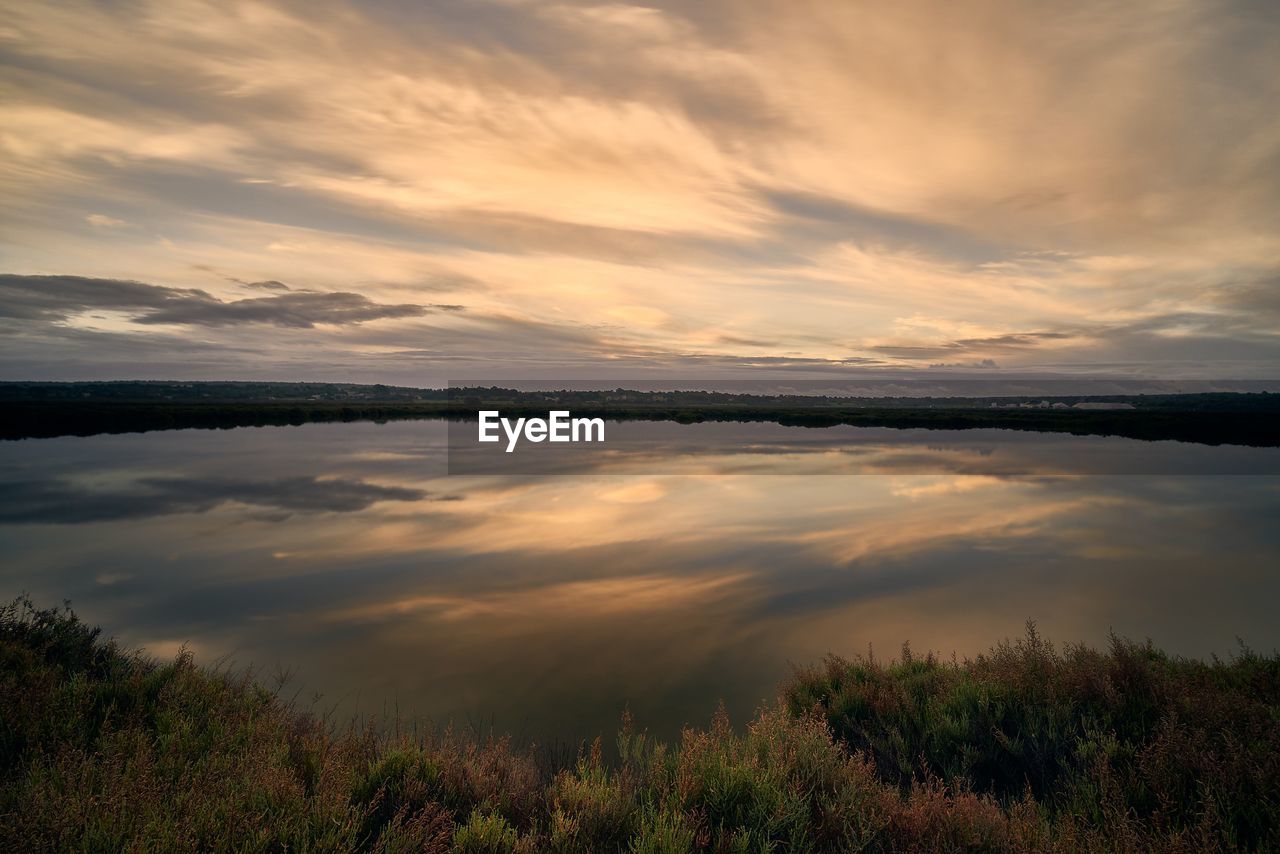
left=3, top=419, right=1279, bottom=747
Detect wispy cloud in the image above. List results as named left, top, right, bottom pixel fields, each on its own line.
left=0, top=274, right=452, bottom=328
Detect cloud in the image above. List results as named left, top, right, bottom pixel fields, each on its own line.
left=872, top=331, right=1075, bottom=361
left=0, top=274, right=450, bottom=328
left=134, top=291, right=429, bottom=328
left=1212, top=277, right=1280, bottom=318
left=239, top=279, right=291, bottom=292
left=0, top=0, right=1278, bottom=377
left=86, top=214, right=127, bottom=229
left=930, top=359, right=1000, bottom=369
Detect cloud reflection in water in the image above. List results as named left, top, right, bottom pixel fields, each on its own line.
left=1, top=420, right=1277, bottom=743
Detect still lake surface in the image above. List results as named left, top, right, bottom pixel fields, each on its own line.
left=3, top=419, right=1279, bottom=745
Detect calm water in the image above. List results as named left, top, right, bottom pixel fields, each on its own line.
left=3, top=420, right=1279, bottom=745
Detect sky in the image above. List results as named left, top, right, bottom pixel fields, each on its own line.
left=2, top=0, right=1279, bottom=384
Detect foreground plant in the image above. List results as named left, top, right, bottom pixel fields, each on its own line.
left=1, top=599, right=1276, bottom=851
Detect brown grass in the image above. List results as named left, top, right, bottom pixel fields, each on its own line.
left=2, top=600, right=1276, bottom=852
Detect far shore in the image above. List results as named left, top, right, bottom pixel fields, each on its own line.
left=3, top=382, right=1278, bottom=446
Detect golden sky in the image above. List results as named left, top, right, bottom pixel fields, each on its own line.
left=2, top=0, right=1278, bottom=381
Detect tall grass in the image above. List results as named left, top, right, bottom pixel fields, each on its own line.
left=784, top=623, right=1280, bottom=850
left=2, top=599, right=1276, bottom=851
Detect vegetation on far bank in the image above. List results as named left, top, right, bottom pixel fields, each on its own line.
left=2, top=598, right=1278, bottom=851
left=3, top=381, right=1279, bottom=446
left=6, top=381, right=1279, bottom=413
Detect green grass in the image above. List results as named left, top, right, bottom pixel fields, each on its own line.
left=2, top=600, right=1277, bottom=851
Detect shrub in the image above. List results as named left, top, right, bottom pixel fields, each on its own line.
left=452, top=810, right=524, bottom=853
left=4, top=600, right=1278, bottom=851
left=785, top=623, right=1280, bottom=849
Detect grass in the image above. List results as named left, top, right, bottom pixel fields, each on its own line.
left=2, top=599, right=1277, bottom=852
left=785, top=626, right=1280, bottom=850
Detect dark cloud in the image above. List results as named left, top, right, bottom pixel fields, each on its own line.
left=1212, top=278, right=1280, bottom=316
left=873, top=309, right=1280, bottom=371
left=958, top=332, right=1072, bottom=348
left=1083, top=314, right=1280, bottom=366
left=0, top=274, right=209, bottom=322
left=134, top=291, right=428, bottom=327
left=240, top=280, right=291, bottom=291
left=716, top=334, right=777, bottom=348
left=873, top=331, right=1074, bottom=360
left=930, top=359, right=1000, bottom=369
left=0, top=274, right=452, bottom=328
left=0, top=475, right=428, bottom=524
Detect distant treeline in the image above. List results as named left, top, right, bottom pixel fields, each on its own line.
left=0, top=380, right=447, bottom=403
left=5, top=380, right=1279, bottom=410
left=2, top=382, right=1278, bottom=446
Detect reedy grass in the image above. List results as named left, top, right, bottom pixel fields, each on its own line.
left=2, top=599, right=1276, bottom=852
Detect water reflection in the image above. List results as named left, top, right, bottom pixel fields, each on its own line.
left=448, top=419, right=1280, bottom=475
left=2, top=420, right=1278, bottom=744
left=0, top=476, right=430, bottom=523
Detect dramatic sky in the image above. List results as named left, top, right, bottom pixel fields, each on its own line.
left=2, top=0, right=1279, bottom=382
